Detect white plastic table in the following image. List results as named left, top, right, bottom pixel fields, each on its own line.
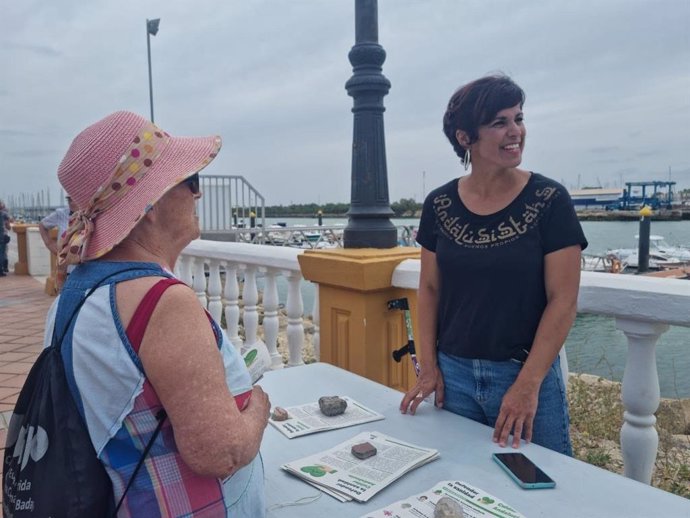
left=260, top=363, right=689, bottom=518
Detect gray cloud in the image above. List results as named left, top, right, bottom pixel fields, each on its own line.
left=0, top=129, right=38, bottom=137
left=1, top=0, right=688, bottom=203
left=589, top=147, right=621, bottom=155
left=3, top=41, right=62, bottom=58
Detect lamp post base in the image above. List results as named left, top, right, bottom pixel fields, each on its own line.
left=344, top=217, right=397, bottom=248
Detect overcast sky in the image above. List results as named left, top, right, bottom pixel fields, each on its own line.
left=2, top=0, right=689, bottom=207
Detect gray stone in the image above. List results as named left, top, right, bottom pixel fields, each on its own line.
left=434, top=496, right=464, bottom=518
left=271, top=407, right=289, bottom=421
left=318, top=396, right=348, bottom=416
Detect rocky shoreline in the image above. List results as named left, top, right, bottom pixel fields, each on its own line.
left=568, top=374, right=689, bottom=497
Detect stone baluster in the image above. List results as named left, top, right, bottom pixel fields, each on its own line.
left=176, top=255, right=193, bottom=285
left=242, top=265, right=261, bottom=348
left=223, top=262, right=243, bottom=351
left=312, top=285, right=320, bottom=360
left=285, top=271, right=305, bottom=367
left=207, top=259, right=223, bottom=324
left=615, top=317, right=669, bottom=483
left=193, top=258, right=207, bottom=309
left=262, top=269, right=283, bottom=369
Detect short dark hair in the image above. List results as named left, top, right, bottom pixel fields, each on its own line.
left=442, top=74, right=525, bottom=163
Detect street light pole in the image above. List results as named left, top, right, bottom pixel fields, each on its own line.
left=343, top=0, right=397, bottom=248
left=146, top=18, right=160, bottom=123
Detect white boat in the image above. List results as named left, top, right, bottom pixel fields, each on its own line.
left=607, top=235, right=690, bottom=270
left=646, top=235, right=690, bottom=261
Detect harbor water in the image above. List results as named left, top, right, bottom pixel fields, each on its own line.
left=263, top=217, right=690, bottom=399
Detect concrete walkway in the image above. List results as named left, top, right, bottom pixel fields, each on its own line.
left=0, top=273, right=54, bottom=505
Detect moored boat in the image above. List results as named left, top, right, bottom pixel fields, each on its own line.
left=607, top=234, right=690, bottom=270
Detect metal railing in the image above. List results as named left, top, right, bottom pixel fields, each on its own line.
left=197, top=175, right=265, bottom=232
left=201, top=224, right=419, bottom=248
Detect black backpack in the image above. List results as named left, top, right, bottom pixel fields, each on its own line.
left=2, top=271, right=165, bottom=517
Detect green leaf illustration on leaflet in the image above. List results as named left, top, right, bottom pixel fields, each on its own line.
left=243, top=349, right=258, bottom=367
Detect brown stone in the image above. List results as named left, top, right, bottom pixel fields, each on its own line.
left=271, top=406, right=289, bottom=421
left=351, top=441, right=377, bottom=460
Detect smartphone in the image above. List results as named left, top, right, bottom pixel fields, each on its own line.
left=492, top=453, right=556, bottom=489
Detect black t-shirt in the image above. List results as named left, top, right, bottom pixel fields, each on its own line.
left=416, top=172, right=588, bottom=361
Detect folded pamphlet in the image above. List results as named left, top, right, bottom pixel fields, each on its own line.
left=362, top=480, right=525, bottom=518
left=241, top=343, right=271, bottom=384
left=282, top=431, right=439, bottom=502
left=269, top=397, right=385, bottom=438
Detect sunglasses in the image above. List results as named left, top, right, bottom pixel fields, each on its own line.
left=183, top=173, right=200, bottom=195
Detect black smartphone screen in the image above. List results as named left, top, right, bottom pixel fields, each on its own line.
left=493, top=453, right=554, bottom=484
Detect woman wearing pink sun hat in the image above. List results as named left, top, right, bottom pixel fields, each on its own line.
left=45, top=111, right=270, bottom=517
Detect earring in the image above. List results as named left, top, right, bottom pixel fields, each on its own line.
left=463, top=148, right=471, bottom=171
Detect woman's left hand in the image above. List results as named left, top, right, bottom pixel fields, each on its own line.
left=493, top=379, right=540, bottom=448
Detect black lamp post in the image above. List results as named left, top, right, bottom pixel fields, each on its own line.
left=343, top=0, right=397, bottom=248
left=146, top=18, right=160, bottom=123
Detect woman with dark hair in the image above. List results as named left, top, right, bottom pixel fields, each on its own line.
left=400, top=74, right=587, bottom=455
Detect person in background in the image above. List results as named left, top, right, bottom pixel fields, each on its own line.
left=399, top=74, right=587, bottom=455
left=49, top=110, right=270, bottom=516
left=40, top=195, right=79, bottom=288
left=0, top=200, right=12, bottom=276
left=39, top=195, right=78, bottom=255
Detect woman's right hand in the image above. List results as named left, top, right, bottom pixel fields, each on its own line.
left=245, top=386, right=271, bottom=428
left=399, top=364, right=444, bottom=415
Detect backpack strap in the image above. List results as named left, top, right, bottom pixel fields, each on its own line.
left=114, top=277, right=185, bottom=516
left=53, top=266, right=162, bottom=350
left=126, top=277, right=185, bottom=351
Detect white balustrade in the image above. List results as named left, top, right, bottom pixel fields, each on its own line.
left=206, top=260, right=223, bottom=324
left=241, top=265, right=262, bottom=350
left=615, top=318, right=666, bottom=482
left=174, top=255, right=192, bottom=285
left=285, top=271, right=305, bottom=367
left=223, top=262, right=243, bottom=351
left=392, top=259, right=690, bottom=485
left=262, top=269, right=282, bottom=369
left=192, top=259, right=207, bottom=308
left=178, top=240, right=314, bottom=371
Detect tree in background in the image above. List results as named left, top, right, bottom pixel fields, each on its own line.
left=265, top=199, right=421, bottom=217
left=391, top=198, right=422, bottom=217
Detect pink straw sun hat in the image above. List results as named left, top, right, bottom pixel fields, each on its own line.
left=57, top=111, right=221, bottom=262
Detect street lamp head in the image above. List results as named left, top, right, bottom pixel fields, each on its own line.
left=147, top=18, right=160, bottom=36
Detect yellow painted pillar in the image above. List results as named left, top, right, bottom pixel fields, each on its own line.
left=44, top=227, right=59, bottom=296
left=11, top=224, right=31, bottom=275
left=299, top=247, right=420, bottom=393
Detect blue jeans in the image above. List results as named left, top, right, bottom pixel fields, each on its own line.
left=438, top=351, right=572, bottom=455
